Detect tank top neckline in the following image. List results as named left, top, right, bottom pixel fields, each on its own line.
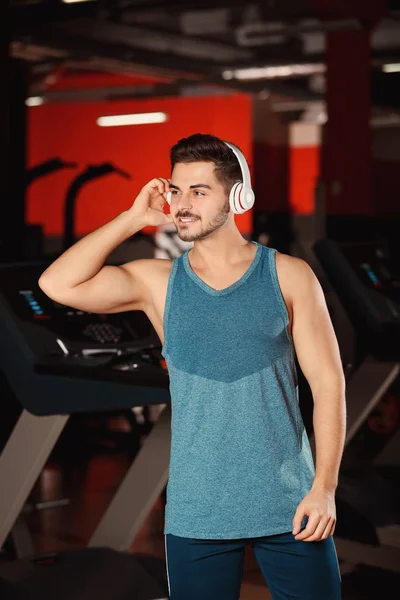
left=182, top=241, right=262, bottom=296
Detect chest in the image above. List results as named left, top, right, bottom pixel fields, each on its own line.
left=188, top=265, right=254, bottom=292
left=169, top=284, right=286, bottom=345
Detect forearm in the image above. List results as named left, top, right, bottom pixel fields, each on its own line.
left=310, top=379, right=347, bottom=492
left=39, top=211, right=145, bottom=290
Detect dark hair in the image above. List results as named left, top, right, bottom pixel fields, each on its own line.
left=170, top=133, right=243, bottom=194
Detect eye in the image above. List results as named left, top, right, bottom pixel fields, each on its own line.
left=194, top=191, right=205, bottom=196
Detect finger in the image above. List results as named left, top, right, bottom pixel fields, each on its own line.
left=155, top=177, right=170, bottom=190
left=302, top=517, right=332, bottom=542
left=156, top=178, right=171, bottom=201
left=292, top=512, right=305, bottom=535
left=329, top=519, right=336, bottom=537
left=294, top=514, right=320, bottom=540
left=153, top=179, right=166, bottom=196
left=320, top=518, right=334, bottom=539
left=146, top=178, right=168, bottom=198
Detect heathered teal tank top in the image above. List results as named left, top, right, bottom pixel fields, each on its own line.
left=161, top=241, right=315, bottom=539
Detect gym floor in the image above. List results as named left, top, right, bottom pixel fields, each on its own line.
left=11, top=422, right=400, bottom=600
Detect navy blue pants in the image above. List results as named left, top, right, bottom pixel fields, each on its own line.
left=164, top=529, right=342, bottom=600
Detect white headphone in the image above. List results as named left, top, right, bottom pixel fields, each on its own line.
left=166, top=141, right=255, bottom=215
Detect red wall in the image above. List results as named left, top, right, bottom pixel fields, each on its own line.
left=26, top=94, right=252, bottom=237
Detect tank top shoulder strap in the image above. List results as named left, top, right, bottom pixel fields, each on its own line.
left=161, top=256, right=179, bottom=358
left=264, top=245, right=291, bottom=337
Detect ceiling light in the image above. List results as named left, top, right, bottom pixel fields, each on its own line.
left=97, top=112, right=168, bottom=127
left=382, top=63, right=400, bottom=73
left=222, top=63, right=325, bottom=81
left=62, top=0, right=95, bottom=4
left=25, top=96, right=44, bottom=107
left=222, top=70, right=234, bottom=80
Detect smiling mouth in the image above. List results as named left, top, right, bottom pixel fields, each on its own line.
left=178, top=217, right=198, bottom=224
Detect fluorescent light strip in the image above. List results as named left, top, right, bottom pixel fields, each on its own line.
left=26, top=96, right=44, bottom=107
left=97, top=112, right=168, bottom=127
left=62, top=0, right=95, bottom=4
left=382, top=63, right=400, bottom=73
left=223, top=63, right=325, bottom=81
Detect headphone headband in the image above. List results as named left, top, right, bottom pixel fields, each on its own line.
left=223, top=140, right=255, bottom=214
left=223, top=141, right=252, bottom=189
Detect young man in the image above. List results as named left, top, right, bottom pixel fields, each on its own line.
left=39, top=133, right=346, bottom=599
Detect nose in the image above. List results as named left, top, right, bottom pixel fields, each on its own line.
left=176, top=193, right=194, bottom=214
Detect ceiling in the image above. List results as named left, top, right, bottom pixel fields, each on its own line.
left=9, top=0, right=400, bottom=119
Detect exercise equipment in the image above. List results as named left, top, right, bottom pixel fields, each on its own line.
left=0, top=261, right=172, bottom=598
left=63, top=163, right=131, bottom=250
left=23, top=159, right=79, bottom=261
left=166, top=140, right=255, bottom=214
left=313, top=238, right=400, bottom=573
left=25, top=158, right=78, bottom=188
left=0, top=549, right=168, bottom=600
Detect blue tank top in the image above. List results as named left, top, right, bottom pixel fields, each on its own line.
left=161, top=241, right=315, bottom=539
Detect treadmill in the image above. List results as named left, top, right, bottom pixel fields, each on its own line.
left=0, top=261, right=172, bottom=599
left=313, top=238, right=400, bottom=574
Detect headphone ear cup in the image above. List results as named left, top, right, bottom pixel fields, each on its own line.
left=229, top=182, right=241, bottom=213
left=229, top=184, right=236, bottom=213
left=166, top=191, right=172, bottom=205
left=230, top=182, right=247, bottom=214
left=234, top=183, right=243, bottom=213
left=245, top=189, right=255, bottom=210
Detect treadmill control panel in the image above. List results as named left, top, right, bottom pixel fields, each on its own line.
left=313, top=239, right=400, bottom=361
left=346, top=245, right=400, bottom=305
left=0, top=263, right=170, bottom=416
left=0, top=263, right=160, bottom=358
left=17, top=288, right=149, bottom=347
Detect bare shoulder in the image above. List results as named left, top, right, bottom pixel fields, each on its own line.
left=275, top=251, right=314, bottom=279
left=274, top=250, right=321, bottom=303
left=122, top=256, right=172, bottom=287
left=122, top=256, right=172, bottom=309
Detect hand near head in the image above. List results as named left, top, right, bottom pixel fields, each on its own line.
left=129, top=177, right=174, bottom=227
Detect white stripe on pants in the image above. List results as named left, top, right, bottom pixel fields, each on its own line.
left=164, top=533, right=171, bottom=597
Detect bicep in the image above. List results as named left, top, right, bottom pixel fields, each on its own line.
left=41, top=260, right=151, bottom=314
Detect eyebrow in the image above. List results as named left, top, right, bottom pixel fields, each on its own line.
left=169, top=183, right=212, bottom=191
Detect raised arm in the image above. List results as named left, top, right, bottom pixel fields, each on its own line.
left=38, top=177, right=173, bottom=314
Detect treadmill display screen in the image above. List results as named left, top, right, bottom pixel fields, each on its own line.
left=341, top=243, right=400, bottom=305
left=360, top=263, right=383, bottom=290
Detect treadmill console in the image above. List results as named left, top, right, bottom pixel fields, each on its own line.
left=0, top=262, right=170, bottom=415
left=313, top=239, right=400, bottom=360
left=343, top=243, right=400, bottom=304
left=16, top=289, right=151, bottom=347
left=0, top=262, right=160, bottom=359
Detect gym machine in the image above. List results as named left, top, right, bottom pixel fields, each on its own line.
left=313, top=238, right=400, bottom=573
left=62, top=162, right=132, bottom=251
left=0, top=260, right=172, bottom=599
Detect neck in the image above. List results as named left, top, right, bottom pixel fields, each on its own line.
left=190, top=229, right=254, bottom=270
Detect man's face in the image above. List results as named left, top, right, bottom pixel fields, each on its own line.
left=170, top=162, right=231, bottom=242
